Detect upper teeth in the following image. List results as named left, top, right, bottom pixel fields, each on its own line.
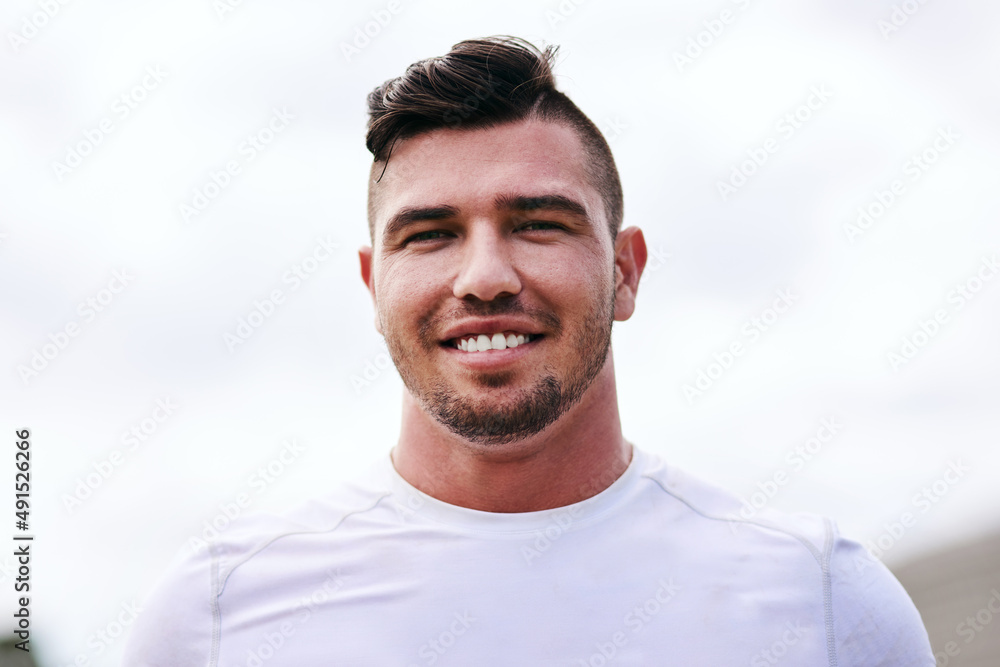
left=456, top=333, right=534, bottom=352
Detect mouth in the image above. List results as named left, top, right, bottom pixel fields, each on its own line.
left=442, top=331, right=543, bottom=353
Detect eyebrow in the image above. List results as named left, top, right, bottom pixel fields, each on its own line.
left=383, top=205, right=460, bottom=242
left=493, top=193, right=590, bottom=221
left=382, top=193, right=591, bottom=243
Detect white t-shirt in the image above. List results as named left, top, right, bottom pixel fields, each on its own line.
left=124, top=446, right=934, bottom=666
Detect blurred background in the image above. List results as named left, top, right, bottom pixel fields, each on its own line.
left=1, top=0, right=998, bottom=664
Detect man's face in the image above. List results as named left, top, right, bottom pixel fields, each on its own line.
left=361, top=119, right=623, bottom=446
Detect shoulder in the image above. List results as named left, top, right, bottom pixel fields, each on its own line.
left=635, top=448, right=834, bottom=554
left=828, top=531, right=935, bottom=666
left=635, top=448, right=934, bottom=665
left=122, top=461, right=392, bottom=666
left=120, top=538, right=217, bottom=666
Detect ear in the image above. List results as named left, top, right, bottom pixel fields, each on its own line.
left=612, top=226, right=647, bottom=322
left=358, top=245, right=382, bottom=335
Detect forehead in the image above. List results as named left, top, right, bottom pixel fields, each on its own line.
left=370, top=119, right=599, bottom=235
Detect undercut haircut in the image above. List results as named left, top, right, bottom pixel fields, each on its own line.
left=364, top=35, right=624, bottom=243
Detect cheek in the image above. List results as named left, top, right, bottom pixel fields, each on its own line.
left=375, top=258, right=444, bottom=320
left=520, top=246, right=611, bottom=303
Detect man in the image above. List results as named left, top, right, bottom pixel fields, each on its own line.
left=125, top=36, right=934, bottom=665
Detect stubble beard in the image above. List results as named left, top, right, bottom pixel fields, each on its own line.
left=382, top=278, right=616, bottom=446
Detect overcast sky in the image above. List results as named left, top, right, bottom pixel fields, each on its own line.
left=2, top=0, right=999, bottom=664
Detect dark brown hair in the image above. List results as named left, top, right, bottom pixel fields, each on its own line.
left=365, top=35, right=623, bottom=241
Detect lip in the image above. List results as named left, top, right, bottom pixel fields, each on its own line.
left=439, top=317, right=544, bottom=344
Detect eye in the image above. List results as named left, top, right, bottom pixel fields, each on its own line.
left=405, top=230, right=449, bottom=244
left=518, top=221, right=564, bottom=231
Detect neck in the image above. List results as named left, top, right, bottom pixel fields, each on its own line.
left=390, top=352, right=632, bottom=512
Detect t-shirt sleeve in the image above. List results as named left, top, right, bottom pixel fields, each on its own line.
left=828, top=525, right=935, bottom=666
left=121, top=542, right=217, bottom=667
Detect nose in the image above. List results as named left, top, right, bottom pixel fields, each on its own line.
left=452, top=225, right=521, bottom=302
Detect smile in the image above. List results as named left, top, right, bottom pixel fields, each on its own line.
left=448, top=332, right=540, bottom=353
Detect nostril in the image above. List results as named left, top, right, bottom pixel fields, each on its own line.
left=452, top=262, right=521, bottom=301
